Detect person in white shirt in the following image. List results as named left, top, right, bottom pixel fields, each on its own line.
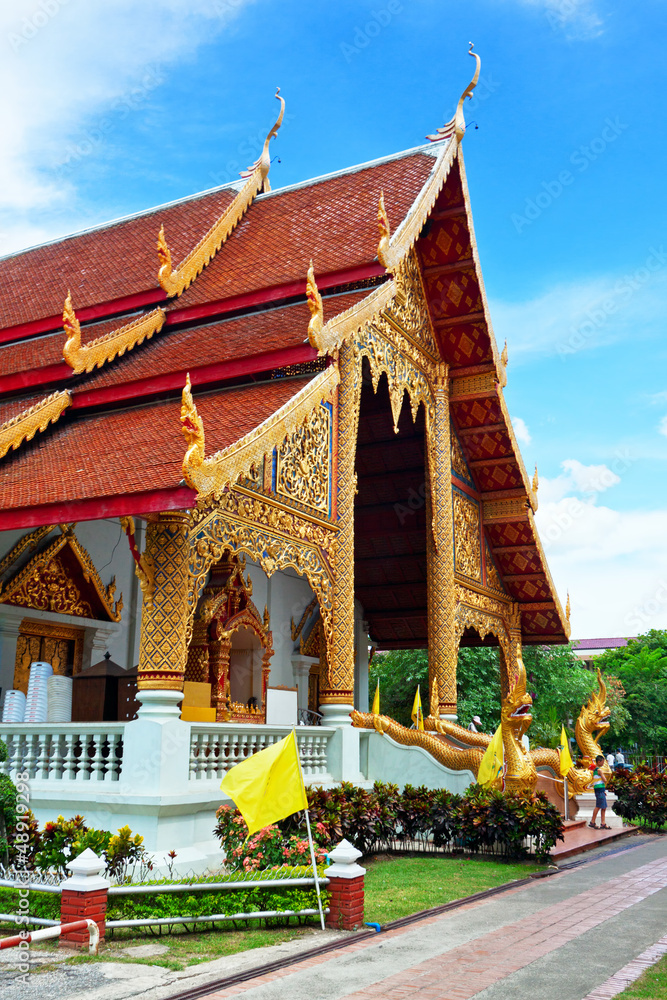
left=615, top=749, right=625, bottom=765
left=606, top=752, right=615, bottom=768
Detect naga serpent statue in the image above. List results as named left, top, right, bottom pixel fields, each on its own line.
left=421, top=668, right=612, bottom=796
left=351, top=654, right=537, bottom=791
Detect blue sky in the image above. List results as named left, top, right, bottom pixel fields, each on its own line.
left=2, top=0, right=666, bottom=637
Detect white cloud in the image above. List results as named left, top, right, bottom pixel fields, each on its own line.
left=0, top=0, right=251, bottom=255
left=490, top=259, right=667, bottom=363
left=511, top=0, right=604, bottom=39
left=511, top=416, right=531, bottom=446
left=535, top=458, right=667, bottom=635
left=659, top=415, right=667, bottom=438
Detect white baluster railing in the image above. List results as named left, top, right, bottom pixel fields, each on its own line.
left=188, top=724, right=334, bottom=783
left=0, top=724, right=125, bottom=782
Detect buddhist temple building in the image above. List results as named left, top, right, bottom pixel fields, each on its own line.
left=0, top=53, right=569, bottom=863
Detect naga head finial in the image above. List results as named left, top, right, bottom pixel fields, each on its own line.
left=306, top=260, right=323, bottom=350
left=240, top=88, right=286, bottom=191
left=532, top=465, right=539, bottom=494
left=62, top=290, right=81, bottom=369
left=181, top=373, right=206, bottom=484
left=501, top=340, right=508, bottom=368
left=157, top=224, right=173, bottom=285
left=566, top=591, right=571, bottom=622
left=426, top=42, right=481, bottom=144
left=377, top=189, right=391, bottom=270
left=502, top=648, right=533, bottom=738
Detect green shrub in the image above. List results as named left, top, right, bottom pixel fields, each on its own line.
left=0, top=739, right=17, bottom=864
left=609, top=765, right=667, bottom=829
left=214, top=806, right=328, bottom=872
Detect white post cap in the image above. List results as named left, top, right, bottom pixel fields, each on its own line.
left=326, top=838, right=366, bottom=879
left=61, top=848, right=110, bottom=891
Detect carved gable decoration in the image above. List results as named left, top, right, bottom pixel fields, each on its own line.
left=453, top=488, right=481, bottom=582
left=276, top=401, right=332, bottom=514
left=0, top=527, right=123, bottom=622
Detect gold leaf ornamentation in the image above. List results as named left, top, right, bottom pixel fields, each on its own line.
left=158, top=89, right=285, bottom=297
left=377, top=190, right=391, bottom=270
left=0, top=525, right=56, bottom=587
left=306, top=261, right=324, bottom=350
left=276, top=402, right=331, bottom=513
left=426, top=43, right=481, bottom=144
left=181, top=365, right=339, bottom=502
left=453, top=490, right=481, bottom=582
left=120, top=516, right=156, bottom=610
left=450, top=427, right=469, bottom=481
left=62, top=291, right=166, bottom=375
left=0, top=391, right=71, bottom=461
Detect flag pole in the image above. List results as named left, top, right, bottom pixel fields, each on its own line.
left=304, top=808, right=325, bottom=930
left=292, top=729, right=325, bottom=931
left=563, top=776, right=569, bottom=821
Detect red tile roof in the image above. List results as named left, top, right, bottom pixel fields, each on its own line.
left=0, top=190, right=236, bottom=332
left=0, top=377, right=310, bottom=509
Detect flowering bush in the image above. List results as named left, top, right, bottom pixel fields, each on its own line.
left=214, top=805, right=327, bottom=871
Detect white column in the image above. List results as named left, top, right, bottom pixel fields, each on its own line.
left=0, top=610, right=23, bottom=707
left=291, top=656, right=318, bottom=717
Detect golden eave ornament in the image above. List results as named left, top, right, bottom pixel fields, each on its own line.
left=158, top=89, right=286, bottom=298
left=306, top=261, right=323, bottom=350
left=181, top=364, right=339, bottom=502
left=62, top=291, right=165, bottom=375
left=426, top=42, right=481, bottom=143
left=0, top=391, right=71, bottom=460
left=119, top=515, right=156, bottom=610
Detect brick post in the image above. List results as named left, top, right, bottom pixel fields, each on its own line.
left=59, top=848, right=109, bottom=949
left=325, top=838, right=366, bottom=931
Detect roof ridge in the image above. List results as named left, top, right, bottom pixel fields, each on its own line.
left=0, top=143, right=440, bottom=265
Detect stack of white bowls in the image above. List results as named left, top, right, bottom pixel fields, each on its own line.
left=2, top=689, right=26, bottom=723
left=24, top=661, right=53, bottom=723
left=47, top=675, right=73, bottom=723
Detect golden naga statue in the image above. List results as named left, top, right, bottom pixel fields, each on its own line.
left=424, top=667, right=612, bottom=798
left=352, top=658, right=537, bottom=792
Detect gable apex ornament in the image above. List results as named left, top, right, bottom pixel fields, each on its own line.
left=426, top=42, right=481, bottom=144
left=158, top=89, right=285, bottom=298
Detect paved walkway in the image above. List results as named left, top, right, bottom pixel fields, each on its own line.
left=3, top=836, right=667, bottom=1000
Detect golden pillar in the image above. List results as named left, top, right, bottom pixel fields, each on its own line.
left=320, top=339, right=359, bottom=711
left=501, top=604, right=523, bottom=698
left=426, top=363, right=458, bottom=718
left=137, top=511, right=191, bottom=691
left=210, top=628, right=231, bottom=721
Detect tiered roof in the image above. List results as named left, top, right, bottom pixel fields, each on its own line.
left=0, top=82, right=568, bottom=645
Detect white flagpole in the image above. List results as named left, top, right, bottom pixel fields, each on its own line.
left=292, top=729, right=325, bottom=931
left=304, top=808, right=325, bottom=931
left=563, top=776, right=569, bottom=821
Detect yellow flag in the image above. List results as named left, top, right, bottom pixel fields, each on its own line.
left=559, top=725, right=573, bottom=777
left=477, top=724, right=504, bottom=787
left=220, top=730, right=308, bottom=835
left=411, top=686, right=424, bottom=730
left=371, top=681, right=380, bottom=715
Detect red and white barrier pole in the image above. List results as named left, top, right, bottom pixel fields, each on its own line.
left=0, top=919, right=99, bottom=955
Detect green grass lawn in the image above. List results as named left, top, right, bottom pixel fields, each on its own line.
left=9, top=854, right=548, bottom=973
left=364, top=854, right=548, bottom=924
left=616, top=954, right=667, bottom=999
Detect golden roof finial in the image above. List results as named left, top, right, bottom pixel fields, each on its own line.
left=157, top=224, right=173, bottom=287
left=377, top=190, right=391, bottom=270
left=501, top=340, right=508, bottom=369
left=532, top=464, right=539, bottom=494
left=306, top=261, right=323, bottom=350
left=62, top=290, right=81, bottom=368
left=240, top=87, right=285, bottom=192
left=426, top=42, right=481, bottom=143
left=181, top=373, right=206, bottom=489
left=566, top=591, right=571, bottom=621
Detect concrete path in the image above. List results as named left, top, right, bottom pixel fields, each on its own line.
left=3, top=836, right=667, bottom=1000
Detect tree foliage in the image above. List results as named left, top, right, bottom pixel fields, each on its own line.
left=368, top=642, right=622, bottom=750
left=596, top=630, right=667, bottom=752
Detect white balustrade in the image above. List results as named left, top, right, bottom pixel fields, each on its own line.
left=188, top=724, right=334, bottom=782
left=0, top=724, right=125, bottom=782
